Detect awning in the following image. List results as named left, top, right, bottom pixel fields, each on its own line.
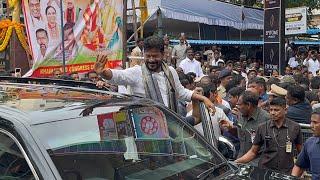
left=170, top=40, right=263, bottom=45
left=307, top=28, right=320, bottom=35
left=170, top=40, right=320, bottom=45
left=143, top=0, right=263, bottom=30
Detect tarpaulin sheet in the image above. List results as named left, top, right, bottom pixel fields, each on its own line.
left=170, top=40, right=320, bottom=45
left=145, top=0, right=263, bottom=30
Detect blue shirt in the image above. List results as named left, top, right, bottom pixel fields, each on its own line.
left=296, top=137, right=320, bottom=180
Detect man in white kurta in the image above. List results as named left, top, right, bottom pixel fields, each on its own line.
left=179, top=48, right=204, bottom=77
left=94, top=35, right=215, bottom=112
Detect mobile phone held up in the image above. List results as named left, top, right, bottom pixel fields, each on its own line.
left=15, top=68, right=21, bottom=77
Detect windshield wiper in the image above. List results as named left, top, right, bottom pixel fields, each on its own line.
left=196, top=161, right=229, bottom=180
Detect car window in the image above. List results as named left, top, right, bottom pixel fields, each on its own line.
left=33, top=106, right=228, bottom=180
left=0, top=129, right=37, bottom=180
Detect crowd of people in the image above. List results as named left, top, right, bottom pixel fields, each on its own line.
left=12, top=34, right=319, bottom=179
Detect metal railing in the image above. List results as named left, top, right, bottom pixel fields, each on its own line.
left=297, top=123, right=312, bottom=179
left=299, top=123, right=312, bottom=144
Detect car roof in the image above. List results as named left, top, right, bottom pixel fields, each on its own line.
left=0, top=81, right=155, bottom=126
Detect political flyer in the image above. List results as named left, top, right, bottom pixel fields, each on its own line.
left=131, top=107, right=169, bottom=139
left=22, top=0, right=123, bottom=77
left=114, top=111, right=133, bottom=138
left=97, top=113, right=118, bottom=140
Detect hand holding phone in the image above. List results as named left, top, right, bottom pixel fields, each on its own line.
left=15, top=68, right=21, bottom=77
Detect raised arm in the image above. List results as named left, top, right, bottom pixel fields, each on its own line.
left=94, top=53, right=113, bottom=80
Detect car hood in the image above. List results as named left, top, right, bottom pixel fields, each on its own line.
left=223, top=164, right=300, bottom=180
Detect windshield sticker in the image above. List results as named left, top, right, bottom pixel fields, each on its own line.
left=114, top=111, right=127, bottom=122
left=114, top=111, right=133, bottom=138
left=131, top=107, right=169, bottom=139
left=98, top=113, right=118, bottom=140
left=97, top=111, right=132, bottom=140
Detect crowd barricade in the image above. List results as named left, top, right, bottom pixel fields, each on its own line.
left=298, top=123, right=312, bottom=179
left=299, top=123, right=312, bottom=144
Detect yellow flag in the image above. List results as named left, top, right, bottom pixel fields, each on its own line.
left=139, top=0, right=148, bottom=24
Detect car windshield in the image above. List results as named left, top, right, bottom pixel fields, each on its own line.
left=33, top=105, right=227, bottom=179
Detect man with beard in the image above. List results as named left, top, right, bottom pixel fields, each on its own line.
left=94, top=35, right=215, bottom=113
left=36, top=28, right=49, bottom=60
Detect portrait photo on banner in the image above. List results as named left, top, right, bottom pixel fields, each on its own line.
left=22, top=0, right=124, bottom=77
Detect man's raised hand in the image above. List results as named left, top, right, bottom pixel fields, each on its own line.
left=94, top=52, right=109, bottom=75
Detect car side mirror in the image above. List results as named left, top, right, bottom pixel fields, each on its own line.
left=218, top=136, right=236, bottom=160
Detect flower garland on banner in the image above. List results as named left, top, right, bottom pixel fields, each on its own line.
left=0, top=19, right=32, bottom=56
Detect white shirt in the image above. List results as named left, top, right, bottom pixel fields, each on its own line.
left=303, top=58, right=320, bottom=76
left=211, top=58, right=224, bottom=66
left=193, top=107, right=231, bottom=139
left=110, top=65, right=193, bottom=107
left=179, top=58, right=204, bottom=77
left=118, top=85, right=129, bottom=94
left=172, top=43, right=190, bottom=67
left=288, top=57, right=299, bottom=68
left=222, top=99, right=231, bottom=110
left=241, top=71, right=247, bottom=79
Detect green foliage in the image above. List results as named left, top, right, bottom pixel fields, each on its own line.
left=227, top=0, right=320, bottom=11
left=286, top=0, right=320, bottom=10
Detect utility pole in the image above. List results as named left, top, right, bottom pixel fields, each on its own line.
left=157, top=8, right=163, bottom=37
left=131, top=0, right=138, bottom=42
left=59, top=0, right=66, bottom=75
left=123, top=0, right=127, bottom=69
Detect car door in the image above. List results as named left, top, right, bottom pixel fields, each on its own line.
left=199, top=102, right=218, bottom=147
left=198, top=103, right=236, bottom=159
left=0, top=128, right=40, bottom=179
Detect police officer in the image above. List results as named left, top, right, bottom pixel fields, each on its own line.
left=235, top=97, right=302, bottom=174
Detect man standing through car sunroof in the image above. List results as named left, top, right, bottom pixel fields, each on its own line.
left=94, top=35, right=215, bottom=114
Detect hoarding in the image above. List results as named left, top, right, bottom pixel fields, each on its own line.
left=285, top=7, right=307, bottom=35
left=22, top=0, right=123, bottom=77
left=263, top=0, right=285, bottom=75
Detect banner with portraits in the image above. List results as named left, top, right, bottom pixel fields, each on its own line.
left=22, top=0, right=123, bottom=77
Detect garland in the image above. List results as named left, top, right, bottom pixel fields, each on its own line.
left=8, top=0, right=18, bottom=8
left=0, top=19, right=32, bottom=56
